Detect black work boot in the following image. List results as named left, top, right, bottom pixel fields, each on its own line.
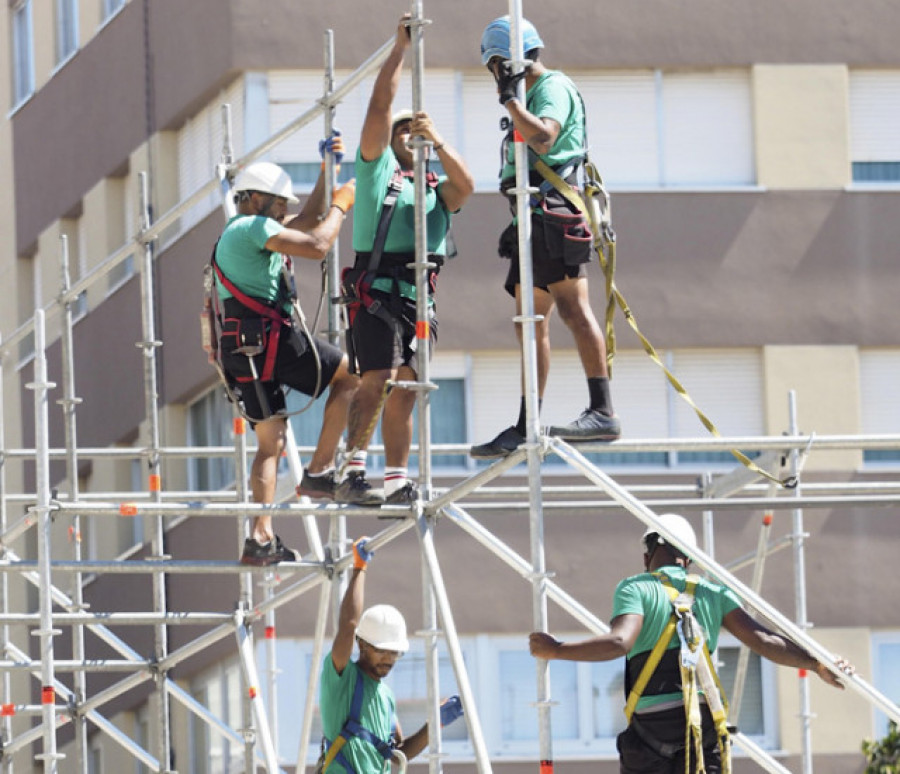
left=469, top=426, right=526, bottom=459
left=547, top=409, right=621, bottom=441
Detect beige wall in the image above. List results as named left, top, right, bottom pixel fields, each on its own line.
left=762, top=345, right=862, bottom=470
left=777, top=627, right=873, bottom=755
left=753, top=65, right=850, bottom=189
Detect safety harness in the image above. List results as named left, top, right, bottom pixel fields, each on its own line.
left=623, top=572, right=732, bottom=774
left=336, top=163, right=445, bottom=374
left=318, top=668, right=396, bottom=774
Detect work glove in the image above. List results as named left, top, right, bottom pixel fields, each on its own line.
left=440, top=695, right=464, bottom=727
left=497, top=62, right=527, bottom=106
left=332, top=179, right=356, bottom=214
left=353, top=536, right=374, bottom=569
left=318, top=129, right=345, bottom=165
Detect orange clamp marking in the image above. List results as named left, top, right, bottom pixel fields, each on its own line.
left=234, top=417, right=246, bottom=435
left=416, top=320, right=430, bottom=340
left=265, top=626, right=276, bottom=640
left=148, top=474, right=161, bottom=492
left=248, top=686, right=258, bottom=700
left=540, top=760, right=554, bottom=774
left=119, top=503, right=138, bottom=517
left=1, top=704, right=15, bottom=716
left=41, top=687, right=55, bottom=705
left=762, top=512, right=773, bottom=526
left=513, top=129, right=525, bottom=143
left=798, top=668, right=808, bottom=679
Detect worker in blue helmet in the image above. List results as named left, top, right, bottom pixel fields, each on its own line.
left=471, top=15, right=622, bottom=460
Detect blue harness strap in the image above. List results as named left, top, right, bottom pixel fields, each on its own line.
left=324, top=669, right=395, bottom=774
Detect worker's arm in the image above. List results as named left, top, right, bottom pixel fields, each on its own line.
left=504, top=98, right=560, bottom=157
left=529, top=613, right=644, bottom=662
left=407, top=112, right=474, bottom=213
left=396, top=697, right=464, bottom=760
left=723, top=607, right=853, bottom=688
left=288, top=133, right=346, bottom=232
left=359, top=15, right=410, bottom=162
left=265, top=180, right=355, bottom=260
left=330, top=538, right=374, bottom=675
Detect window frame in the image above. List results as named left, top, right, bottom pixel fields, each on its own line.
left=11, top=0, right=36, bottom=109
left=55, top=0, right=79, bottom=67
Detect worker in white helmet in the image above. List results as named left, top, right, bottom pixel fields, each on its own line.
left=215, top=152, right=358, bottom=566
left=317, top=537, right=465, bottom=773
left=334, top=14, right=474, bottom=507
left=529, top=513, right=854, bottom=774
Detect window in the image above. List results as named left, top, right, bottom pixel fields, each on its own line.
left=849, top=71, right=900, bottom=184
left=11, top=0, right=35, bottom=106
left=189, top=659, right=244, bottom=774
left=461, top=70, right=755, bottom=191
left=102, top=0, right=124, bottom=21
left=872, top=632, right=900, bottom=737
left=178, top=78, right=246, bottom=230
left=187, top=387, right=236, bottom=491
left=55, top=0, right=78, bottom=65
left=860, top=349, right=900, bottom=463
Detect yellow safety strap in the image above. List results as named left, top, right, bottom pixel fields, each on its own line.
left=623, top=616, right=678, bottom=723
left=319, top=736, right=347, bottom=774
left=532, top=158, right=796, bottom=490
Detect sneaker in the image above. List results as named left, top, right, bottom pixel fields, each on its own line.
left=240, top=535, right=300, bottom=566
left=296, top=468, right=336, bottom=501
left=384, top=481, right=418, bottom=506
left=335, top=471, right=384, bottom=507
left=547, top=409, right=621, bottom=441
left=469, top=426, right=526, bottom=459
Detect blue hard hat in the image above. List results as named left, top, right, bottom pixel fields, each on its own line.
left=480, top=15, right=544, bottom=65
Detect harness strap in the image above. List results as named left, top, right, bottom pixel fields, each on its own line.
left=321, top=668, right=395, bottom=774
left=210, top=255, right=289, bottom=383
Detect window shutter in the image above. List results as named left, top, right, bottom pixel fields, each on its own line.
left=849, top=71, right=900, bottom=162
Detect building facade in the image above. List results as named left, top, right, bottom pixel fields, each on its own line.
left=2, top=0, right=900, bottom=772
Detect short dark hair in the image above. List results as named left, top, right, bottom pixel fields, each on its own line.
left=525, top=48, right=541, bottom=62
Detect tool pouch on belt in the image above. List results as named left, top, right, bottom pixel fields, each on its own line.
left=220, top=317, right=268, bottom=382
left=539, top=196, right=593, bottom=267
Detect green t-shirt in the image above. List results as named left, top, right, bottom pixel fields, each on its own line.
left=319, top=654, right=396, bottom=774
left=500, top=69, right=586, bottom=181
left=612, top=565, right=742, bottom=711
left=352, top=147, right=451, bottom=256
left=214, top=214, right=288, bottom=311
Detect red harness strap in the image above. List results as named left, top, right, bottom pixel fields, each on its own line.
left=211, top=256, right=290, bottom=383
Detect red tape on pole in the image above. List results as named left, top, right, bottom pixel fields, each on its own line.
left=540, top=760, right=553, bottom=774
left=41, top=687, right=55, bottom=705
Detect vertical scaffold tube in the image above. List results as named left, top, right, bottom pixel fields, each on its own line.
left=408, top=5, right=442, bottom=773
left=506, top=0, right=553, bottom=768
left=58, top=235, right=90, bottom=774
left=137, top=172, right=173, bottom=772
left=0, top=338, right=11, bottom=774
left=31, top=309, right=62, bottom=773
left=788, top=391, right=813, bottom=774
left=324, top=29, right=343, bottom=348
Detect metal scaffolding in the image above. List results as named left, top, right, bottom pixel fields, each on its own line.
left=2, top=2, right=900, bottom=773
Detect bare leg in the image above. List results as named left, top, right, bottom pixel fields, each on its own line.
left=515, top=284, right=556, bottom=398
left=347, top=368, right=395, bottom=451
left=308, top=355, right=357, bottom=473
left=548, top=275, right=608, bottom=378
left=382, top=365, right=417, bottom=468
left=250, top=417, right=287, bottom=542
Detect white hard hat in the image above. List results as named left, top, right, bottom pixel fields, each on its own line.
left=391, top=109, right=414, bottom=131
left=357, top=605, right=409, bottom=653
left=233, top=161, right=299, bottom=204
left=642, top=513, right=698, bottom=556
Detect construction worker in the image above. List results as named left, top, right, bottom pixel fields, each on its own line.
left=528, top=513, right=855, bottom=773
left=318, top=537, right=464, bottom=773
left=335, top=14, right=474, bottom=506
left=470, top=15, right=620, bottom=460
left=215, top=154, right=358, bottom=566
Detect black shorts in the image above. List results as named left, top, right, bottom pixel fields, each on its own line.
left=616, top=705, right=722, bottom=774
left=221, top=318, right=343, bottom=424
left=499, top=195, right=593, bottom=297
left=351, top=294, right=438, bottom=375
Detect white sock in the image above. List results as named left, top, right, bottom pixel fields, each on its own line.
left=341, top=451, right=367, bottom=481
left=384, top=467, right=407, bottom=497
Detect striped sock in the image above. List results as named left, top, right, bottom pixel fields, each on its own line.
left=383, top=467, right=407, bottom=497
left=341, top=451, right=367, bottom=481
